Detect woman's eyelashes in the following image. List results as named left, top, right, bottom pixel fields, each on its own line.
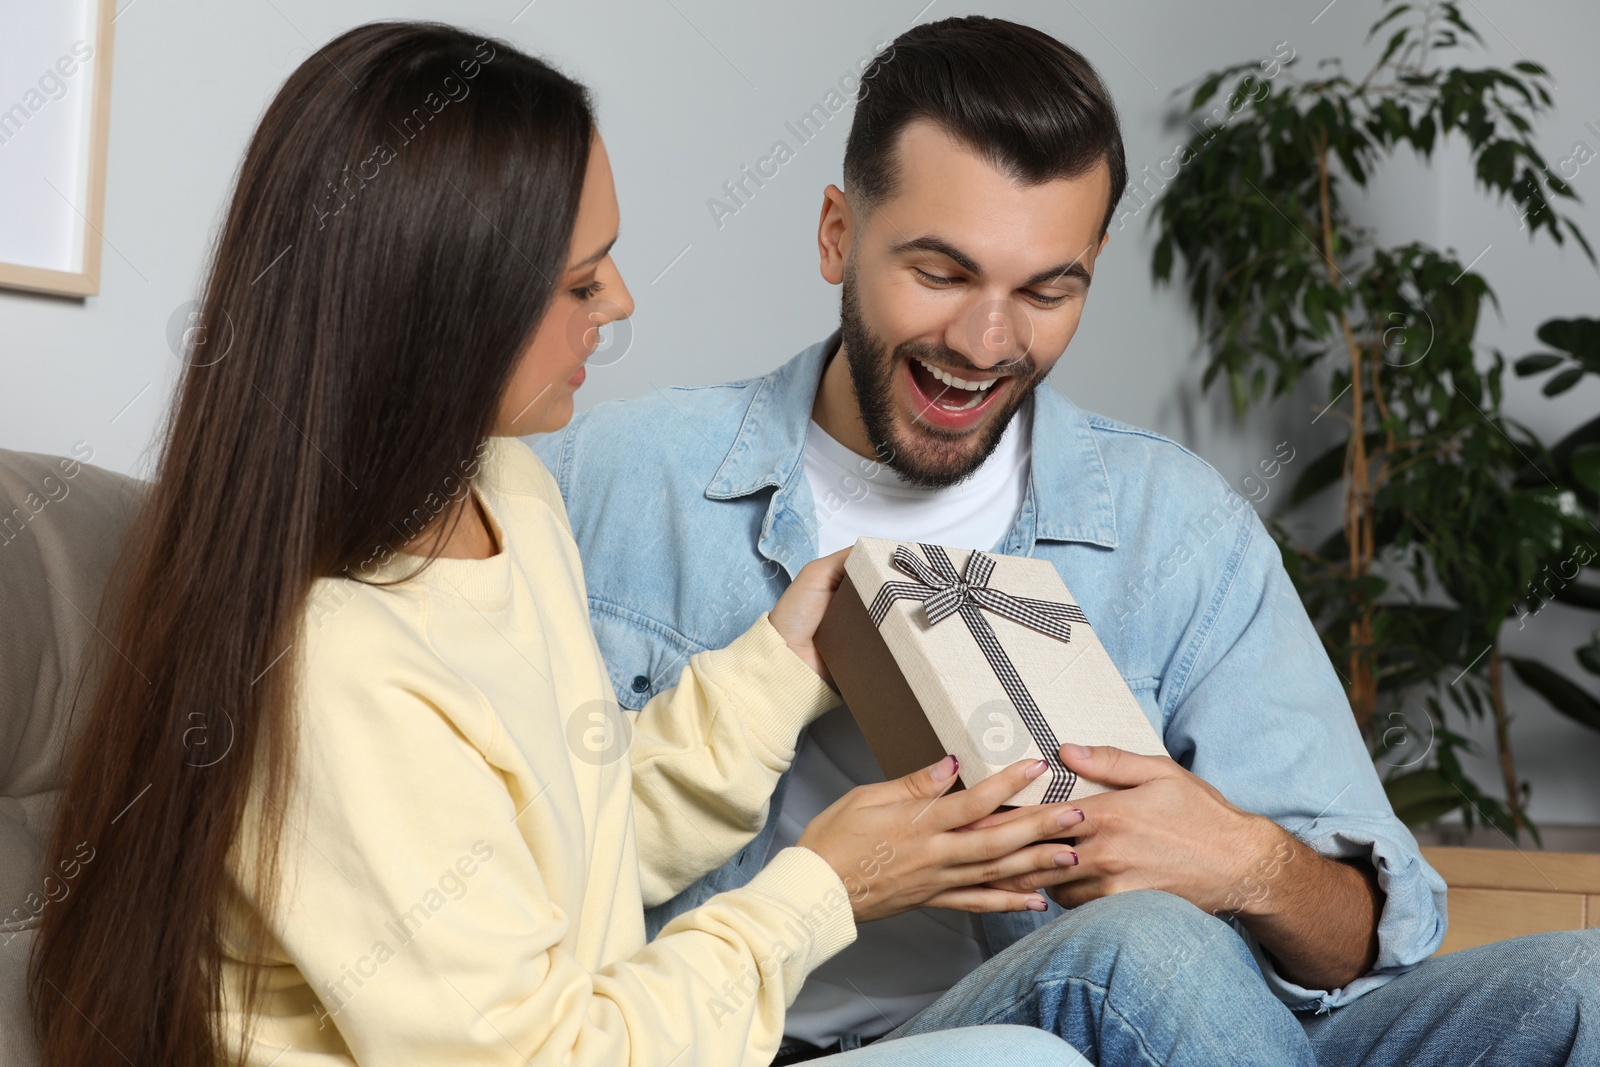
left=570, top=278, right=604, bottom=300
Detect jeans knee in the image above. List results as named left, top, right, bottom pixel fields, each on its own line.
left=962, top=1024, right=1083, bottom=1063
left=1490, top=931, right=1600, bottom=1025
left=1046, top=890, right=1250, bottom=993
left=1075, top=890, right=1236, bottom=953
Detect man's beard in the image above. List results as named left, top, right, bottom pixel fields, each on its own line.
left=838, top=262, right=1045, bottom=489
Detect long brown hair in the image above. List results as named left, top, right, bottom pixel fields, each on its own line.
left=30, top=21, right=593, bottom=1065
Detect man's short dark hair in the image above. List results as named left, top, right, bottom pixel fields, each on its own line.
left=844, top=16, right=1128, bottom=238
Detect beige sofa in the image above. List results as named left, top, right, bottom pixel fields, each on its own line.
left=0, top=449, right=142, bottom=1065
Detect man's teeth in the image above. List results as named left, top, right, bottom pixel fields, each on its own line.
left=917, top=358, right=996, bottom=392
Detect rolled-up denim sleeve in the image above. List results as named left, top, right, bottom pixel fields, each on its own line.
left=1161, top=501, right=1448, bottom=1012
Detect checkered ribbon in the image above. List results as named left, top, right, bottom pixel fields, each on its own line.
left=866, top=543, right=1089, bottom=803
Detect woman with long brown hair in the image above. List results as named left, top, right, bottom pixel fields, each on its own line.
left=27, top=22, right=1087, bottom=1066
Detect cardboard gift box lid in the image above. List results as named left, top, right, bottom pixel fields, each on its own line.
left=814, top=537, right=1169, bottom=807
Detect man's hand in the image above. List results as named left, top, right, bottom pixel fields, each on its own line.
left=973, top=743, right=1277, bottom=913
left=974, top=743, right=1384, bottom=991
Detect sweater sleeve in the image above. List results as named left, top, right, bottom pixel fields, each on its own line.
left=247, top=643, right=855, bottom=1067
left=627, top=614, right=842, bottom=906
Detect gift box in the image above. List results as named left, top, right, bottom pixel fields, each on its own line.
left=814, top=537, right=1169, bottom=806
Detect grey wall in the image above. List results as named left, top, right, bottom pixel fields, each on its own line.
left=2, top=0, right=1596, bottom=825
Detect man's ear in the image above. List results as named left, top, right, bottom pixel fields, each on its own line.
left=817, top=184, right=853, bottom=285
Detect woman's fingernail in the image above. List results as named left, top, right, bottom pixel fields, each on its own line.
left=1057, top=808, right=1086, bottom=830
left=1054, top=850, right=1079, bottom=867
left=1025, top=759, right=1049, bottom=780
left=1026, top=897, right=1049, bottom=911
left=1062, top=743, right=1093, bottom=761
left=931, top=754, right=959, bottom=781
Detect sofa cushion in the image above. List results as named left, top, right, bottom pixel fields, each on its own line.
left=0, top=449, right=143, bottom=926
left=0, top=926, right=41, bottom=1062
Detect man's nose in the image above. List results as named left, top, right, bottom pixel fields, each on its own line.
left=945, top=295, right=1035, bottom=371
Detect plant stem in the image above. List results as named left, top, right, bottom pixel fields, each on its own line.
left=1487, top=644, right=1526, bottom=833
left=1369, top=336, right=1396, bottom=477
left=1315, top=126, right=1379, bottom=733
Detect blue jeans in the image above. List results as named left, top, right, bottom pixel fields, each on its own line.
left=882, top=890, right=1600, bottom=1066
left=1299, top=926, right=1600, bottom=1066
left=813, top=1025, right=1086, bottom=1065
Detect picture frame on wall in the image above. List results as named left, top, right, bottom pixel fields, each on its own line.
left=0, top=0, right=117, bottom=298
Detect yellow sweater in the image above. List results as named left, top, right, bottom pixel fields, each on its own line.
left=218, top=436, right=856, bottom=1066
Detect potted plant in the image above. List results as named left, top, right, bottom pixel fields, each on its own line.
left=1145, top=0, right=1600, bottom=844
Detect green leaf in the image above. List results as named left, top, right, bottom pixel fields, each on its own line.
left=1550, top=414, right=1600, bottom=481
left=1431, top=381, right=1452, bottom=418
left=1578, top=633, right=1600, bottom=676
left=1513, top=61, right=1549, bottom=76
left=1513, top=352, right=1564, bottom=376
left=1383, top=769, right=1464, bottom=826
left=1377, top=28, right=1409, bottom=70
left=1552, top=413, right=1600, bottom=458
left=1552, top=580, right=1600, bottom=612
left=1416, top=113, right=1436, bottom=155
left=1366, top=3, right=1413, bottom=42
left=1536, top=317, right=1600, bottom=360
left=1189, top=72, right=1227, bottom=113
left=1506, top=655, right=1600, bottom=732
left=1543, top=367, right=1586, bottom=396
left=1229, top=368, right=1250, bottom=417
left=1572, top=443, right=1600, bottom=493
left=1451, top=13, right=1490, bottom=54
left=1153, top=234, right=1175, bottom=282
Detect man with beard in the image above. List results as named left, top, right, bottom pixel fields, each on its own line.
left=535, top=15, right=1598, bottom=1067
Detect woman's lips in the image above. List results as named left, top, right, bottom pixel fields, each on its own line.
left=568, top=365, right=586, bottom=388
left=903, top=357, right=1008, bottom=431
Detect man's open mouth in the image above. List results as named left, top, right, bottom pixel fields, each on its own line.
left=904, top=356, right=1009, bottom=430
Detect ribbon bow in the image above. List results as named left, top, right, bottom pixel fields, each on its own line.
left=867, top=543, right=1089, bottom=804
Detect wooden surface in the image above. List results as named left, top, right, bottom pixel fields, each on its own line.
left=1421, top=845, right=1600, bottom=955
left=1421, top=845, right=1600, bottom=892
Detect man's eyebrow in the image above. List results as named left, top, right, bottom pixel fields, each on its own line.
left=568, top=232, right=618, bottom=271
left=889, top=235, right=981, bottom=275
left=890, top=234, right=1092, bottom=290
left=1025, top=258, right=1092, bottom=289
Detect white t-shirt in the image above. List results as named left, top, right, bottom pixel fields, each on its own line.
left=776, top=403, right=1033, bottom=1045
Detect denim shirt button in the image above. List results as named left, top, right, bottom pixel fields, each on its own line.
left=630, top=675, right=650, bottom=693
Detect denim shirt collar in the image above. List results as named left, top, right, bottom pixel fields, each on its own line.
left=705, top=332, right=1119, bottom=573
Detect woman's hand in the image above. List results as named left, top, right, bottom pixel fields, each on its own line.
left=768, top=548, right=851, bottom=685
left=797, top=755, right=1089, bottom=924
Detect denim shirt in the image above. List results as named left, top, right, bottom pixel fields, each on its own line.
left=534, top=333, right=1448, bottom=1014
